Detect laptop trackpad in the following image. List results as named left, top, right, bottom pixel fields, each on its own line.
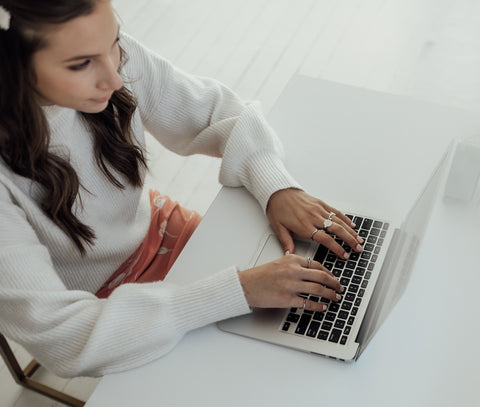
left=253, top=233, right=314, bottom=267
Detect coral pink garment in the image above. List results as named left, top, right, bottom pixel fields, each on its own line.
left=96, top=190, right=202, bottom=298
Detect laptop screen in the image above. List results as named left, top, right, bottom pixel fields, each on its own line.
left=355, top=146, right=451, bottom=359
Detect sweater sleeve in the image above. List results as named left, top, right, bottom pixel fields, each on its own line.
left=121, top=33, right=302, bottom=211
left=0, top=183, right=250, bottom=377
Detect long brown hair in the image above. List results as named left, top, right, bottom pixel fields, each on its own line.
left=0, top=0, right=147, bottom=254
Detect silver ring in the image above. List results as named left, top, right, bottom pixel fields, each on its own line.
left=302, top=297, right=307, bottom=312
left=311, top=228, right=319, bottom=240
left=323, top=212, right=336, bottom=231
left=323, top=218, right=333, bottom=231
left=306, top=257, right=312, bottom=268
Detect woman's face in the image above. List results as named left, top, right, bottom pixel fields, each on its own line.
left=32, top=0, right=123, bottom=113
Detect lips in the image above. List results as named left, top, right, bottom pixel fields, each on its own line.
left=90, top=94, right=112, bottom=103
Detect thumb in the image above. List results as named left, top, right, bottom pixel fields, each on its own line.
left=275, top=224, right=295, bottom=255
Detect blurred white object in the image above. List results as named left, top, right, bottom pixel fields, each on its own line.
left=444, top=136, right=480, bottom=202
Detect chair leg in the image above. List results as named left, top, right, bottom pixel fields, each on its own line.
left=0, top=334, right=86, bottom=407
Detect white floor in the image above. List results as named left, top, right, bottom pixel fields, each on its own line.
left=2, top=0, right=480, bottom=405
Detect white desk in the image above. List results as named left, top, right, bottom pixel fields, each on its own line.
left=86, top=77, right=480, bottom=407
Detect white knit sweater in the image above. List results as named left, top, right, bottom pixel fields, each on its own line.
left=0, top=33, right=301, bottom=377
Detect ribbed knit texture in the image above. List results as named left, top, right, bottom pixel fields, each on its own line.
left=0, top=32, right=301, bottom=377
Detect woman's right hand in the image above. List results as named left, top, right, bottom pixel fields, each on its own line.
left=237, top=254, right=344, bottom=312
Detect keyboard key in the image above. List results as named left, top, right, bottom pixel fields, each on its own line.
left=324, top=262, right=333, bottom=270
left=329, top=329, right=342, bottom=343
left=286, top=313, right=300, bottom=323
left=347, top=316, right=355, bottom=325
left=354, top=267, right=365, bottom=276
left=306, top=321, right=320, bottom=337
left=314, top=245, right=328, bottom=263
left=348, top=284, right=359, bottom=294
left=295, top=314, right=312, bottom=335
left=329, top=303, right=340, bottom=312
left=344, top=326, right=351, bottom=336
left=358, top=289, right=365, bottom=297
left=282, top=322, right=290, bottom=331
left=352, top=276, right=362, bottom=285
left=364, top=243, right=375, bottom=252
left=338, top=310, right=349, bottom=320
left=321, top=321, right=333, bottom=331
left=359, top=229, right=369, bottom=238
left=353, top=216, right=363, bottom=228
left=361, top=218, right=373, bottom=230
left=365, top=272, right=372, bottom=280
left=341, top=301, right=353, bottom=311
left=326, top=253, right=337, bottom=262
left=313, top=311, right=324, bottom=321
left=349, top=252, right=360, bottom=261
left=340, top=277, right=350, bottom=286
left=325, top=312, right=336, bottom=322
left=334, top=319, right=346, bottom=329
left=317, top=330, right=329, bottom=341
left=351, top=307, right=359, bottom=316
left=335, top=260, right=346, bottom=269
left=367, top=236, right=377, bottom=244
left=343, top=269, right=353, bottom=278
left=345, top=293, right=355, bottom=302
left=332, top=268, right=342, bottom=278
left=373, top=221, right=383, bottom=229
left=361, top=280, right=369, bottom=289
left=361, top=251, right=371, bottom=260
left=355, top=298, right=362, bottom=307
left=340, top=335, right=348, bottom=345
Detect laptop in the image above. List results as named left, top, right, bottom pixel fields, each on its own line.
left=218, top=146, right=450, bottom=361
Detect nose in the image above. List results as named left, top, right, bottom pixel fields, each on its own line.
left=97, top=57, right=123, bottom=91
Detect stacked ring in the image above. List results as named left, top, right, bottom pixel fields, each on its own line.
left=323, top=211, right=336, bottom=231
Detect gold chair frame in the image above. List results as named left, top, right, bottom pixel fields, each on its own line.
left=0, top=333, right=85, bottom=407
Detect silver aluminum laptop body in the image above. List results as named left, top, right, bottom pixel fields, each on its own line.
left=218, top=148, right=449, bottom=361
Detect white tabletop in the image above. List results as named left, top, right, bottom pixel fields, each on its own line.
left=86, top=77, right=480, bottom=407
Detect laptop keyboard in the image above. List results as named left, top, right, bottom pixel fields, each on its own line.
left=280, top=215, right=389, bottom=345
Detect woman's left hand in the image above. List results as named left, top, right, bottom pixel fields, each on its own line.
left=266, top=188, right=364, bottom=259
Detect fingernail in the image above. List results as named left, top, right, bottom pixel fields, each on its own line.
left=351, top=222, right=356, bottom=228
left=343, top=252, right=350, bottom=259
left=322, top=304, right=327, bottom=311
left=357, top=236, right=364, bottom=244
left=336, top=294, right=342, bottom=301
left=339, top=285, right=345, bottom=293
left=355, top=244, right=363, bottom=252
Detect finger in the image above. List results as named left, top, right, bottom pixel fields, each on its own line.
left=312, top=230, right=350, bottom=259
left=317, top=210, right=363, bottom=248
left=300, top=269, right=344, bottom=293
left=304, top=258, right=336, bottom=279
left=295, top=281, right=343, bottom=303
left=298, top=296, right=328, bottom=312
left=275, top=224, right=295, bottom=255
left=324, top=221, right=364, bottom=253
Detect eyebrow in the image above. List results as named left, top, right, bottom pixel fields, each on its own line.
left=63, top=26, right=120, bottom=63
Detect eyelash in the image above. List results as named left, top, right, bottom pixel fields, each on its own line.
left=68, top=37, right=120, bottom=71
left=69, top=60, right=91, bottom=71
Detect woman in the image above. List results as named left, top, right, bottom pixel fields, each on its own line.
left=0, top=0, right=363, bottom=377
